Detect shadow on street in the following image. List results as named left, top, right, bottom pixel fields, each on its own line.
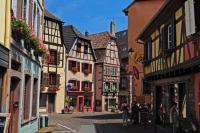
left=73, top=113, right=122, bottom=120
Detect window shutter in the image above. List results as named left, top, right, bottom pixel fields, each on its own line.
left=68, top=61, right=72, bottom=70
left=185, top=0, right=196, bottom=36
left=89, top=64, right=92, bottom=73
left=56, top=74, right=60, bottom=86
left=57, top=52, right=60, bottom=65
left=77, top=81, right=80, bottom=90
left=195, top=0, right=200, bottom=32
left=77, top=62, right=80, bottom=72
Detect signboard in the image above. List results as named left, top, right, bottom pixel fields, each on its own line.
left=0, top=113, right=11, bottom=133
left=130, top=52, right=143, bottom=63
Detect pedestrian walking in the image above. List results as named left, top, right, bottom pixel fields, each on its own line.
left=170, top=102, right=179, bottom=133
left=121, top=101, right=129, bottom=126
left=130, top=102, right=139, bottom=125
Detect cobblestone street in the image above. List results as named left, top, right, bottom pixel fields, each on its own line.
left=49, top=112, right=170, bottom=133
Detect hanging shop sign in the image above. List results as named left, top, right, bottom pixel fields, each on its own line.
left=130, top=52, right=143, bottom=63
left=0, top=113, right=10, bottom=133
left=133, top=66, right=139, bottom=80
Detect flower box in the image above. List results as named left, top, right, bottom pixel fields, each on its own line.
left=82, top=87, right=91, bottom=92
left=72, top=86, right=79, bottom=91
left=83, top=69, right=90, bottom=75
left=71, top=67, right=78, bottom=73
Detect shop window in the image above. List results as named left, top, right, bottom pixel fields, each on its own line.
left=69, top=96, right=77, bottom=107
left=84, top=96, right=91, bottom=107
left=39, top=93, right=47, bottom=108
left=32, top=78, right=38, bottom=117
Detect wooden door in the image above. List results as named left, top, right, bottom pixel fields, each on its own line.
left=9, top=77, right=20, bottom=133
left=48, top=94, right=55, bottom=113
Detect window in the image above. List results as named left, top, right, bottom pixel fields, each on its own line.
left=104, top=82, right=110, bottom=92
left=84, top=45, right=88, bottom=53
left=23, top=75, right=31, bottom=120
left=68, top=60, right=80, bottom=72
left=195, top=0, right=200, bottom=32
left=32, top=3, right=36, bottom=30
left=82, top=63, right=92, bottom=74
left=121, top=77, right=128, bottom=89
left=84, top=96, right=91, bottom=107
left=32, top=78, right=38, bottom=117
left=49, top=73, right=56, bottom=85
left=76, top=43, right=81, bottom=52
left=111, top=51, right=115, bottom=59
left=39, top=93, right=47, bottom=107
left=22, top=0, right=27, bottom=21
left=145, top=40, right=152, bottom=61
left=82, top=81, right=92, bottom=91
left=112, top=83, right=117, bottom=91
left=167, top=24, right=173, bottom=49
left=49, top=50, right=57, bottom=65
left=69, top=80, right=80, bottom=91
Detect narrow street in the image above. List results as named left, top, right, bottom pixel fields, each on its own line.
left=49, top=112, right=170, bottom=133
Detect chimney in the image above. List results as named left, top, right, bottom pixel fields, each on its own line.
left=110, top=21, right=115, bottom=36
left=85, top=31, right=89, bottom=36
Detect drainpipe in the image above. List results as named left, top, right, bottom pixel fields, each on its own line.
left=4, top=0, right=11, bottom=48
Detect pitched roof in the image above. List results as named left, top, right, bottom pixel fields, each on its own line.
left=44, top=9, right=63, bottom=22
left=88, top=32, right=114, bottom=49
left=62, top=25, right=91, bottom=54
left=116, top=30, right=129, bottom=59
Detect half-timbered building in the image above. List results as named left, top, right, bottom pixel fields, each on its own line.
left=89, top=22, right=120, bottom=112
left=137, top=0, right=200, bottom=127
left=40, top=9, right=65, bottom=113
left=9, top=0, right=44, bottom=132
left=63, top=25, right=96, bottom=112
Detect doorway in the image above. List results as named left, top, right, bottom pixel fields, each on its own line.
left=48, top=93, right=55, bottom=113
left=78, top=97, right=83, bottom=112
left=9, top=77, right=20, bottom=133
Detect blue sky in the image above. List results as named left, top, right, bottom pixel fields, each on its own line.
left=45, top=0, right=132, bottom=34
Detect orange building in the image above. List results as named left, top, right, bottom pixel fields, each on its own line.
left=123, top=0, right=164, bottom=103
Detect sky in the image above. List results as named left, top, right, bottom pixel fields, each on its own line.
left=45, top=0, right=132, bottom=34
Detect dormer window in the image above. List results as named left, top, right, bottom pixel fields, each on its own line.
left=84, top=45, right=88, bottom=53
left=76, top=43, right=81, bottom=52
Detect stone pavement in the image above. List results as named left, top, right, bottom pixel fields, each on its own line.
left=48, top=112, right=171, bottom=133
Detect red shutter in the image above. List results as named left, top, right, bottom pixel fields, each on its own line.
left=77, top=62, right=80, bottom=72
left=77, top=81, right=80, bottom=90
left=68, top=60, right=72, bottom=70
left=89, top=64, right=92, bottom=73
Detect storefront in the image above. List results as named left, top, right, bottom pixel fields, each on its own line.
left=66, top=92, right=93, bottom=112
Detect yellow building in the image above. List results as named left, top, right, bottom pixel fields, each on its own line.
left=0, top=0, right=10, bottom=112
left=137, top=0, right=200, bottom=127
left=39, top=9, right=66, bottom=113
